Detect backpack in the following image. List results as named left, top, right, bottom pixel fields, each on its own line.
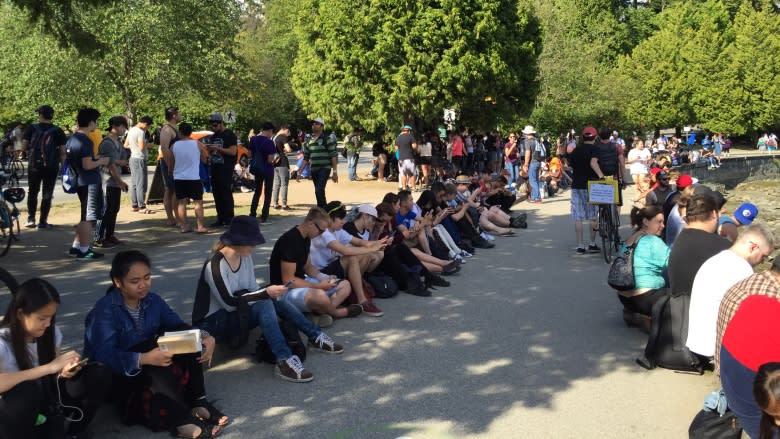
left=28, top=124, right=61, bottom=169
left=62, top=136, right=82, bottom=194
left=532, top=139, right=547, bottom=162
left=607, top=235, right=643, bottom=291
left=366, top=272, right=399, bottom=299
left=636, top=292, right=703, bottom=373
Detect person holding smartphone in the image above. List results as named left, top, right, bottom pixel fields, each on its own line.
left=197, top=216, right=344, bottom=384
left=1, top=278, right=111, bottom=439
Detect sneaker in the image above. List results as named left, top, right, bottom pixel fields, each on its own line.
left=587, top=244, right=601, bottom=253
left=360, top=302, right=384, bottom=317
left=308, top=333, right=344, bottom=354
left=281, top=206, right=292, bottom=211
left=426, top=274, right=450, bottom=287
left=68, top=247, right=80, bottom=257
left=576, top=247, right=587, bottom=255
left=93, top=240, right=116, bottom=249
left=480, top=232, right=495, bottom=242
left=26, top=217, right=36, bottom=228
left=306, top=313, right=334, bottom=328
left=460, top=250, right=474, bottom=258
left=76, top=249, right=104, bottom=260
left=345, top=304, right=363, bottom=318
left=37, top=222, right=52, bottom=229
left=274, top=355, right=313, bottom=383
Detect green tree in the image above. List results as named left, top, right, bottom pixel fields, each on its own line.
left=290, top=0, right=540, bottom=132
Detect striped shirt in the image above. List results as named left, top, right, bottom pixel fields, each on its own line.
left=303, top=135, right=337, bottom=171
left=714, top=270, right=780, bottom=375
left=125, top=303, right=145, bottom=335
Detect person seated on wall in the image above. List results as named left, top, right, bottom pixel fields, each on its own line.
left=617, top=205, right=670, bottom=321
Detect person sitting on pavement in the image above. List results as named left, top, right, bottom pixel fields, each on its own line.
left=617, top=205, right=670, bottom=318
left=416, top=189, right=471, bottom=261
left=395, top=190, right=437, bottom=257
left=269, top=207, right=360, bottom=320
left=310, top=202, right=388, bottom=317
left=686, top=223, right=775, bottom=364
left=441, top=183, right=495, bottom=250
left=718, top=202, right=759, bottom=243
left=452, top=174, right=517, bottom=236
left=0, top=278, right=111, bottom=439
left=84, top=250, right=228, bottom=439
left=194, top=216, right=343, bottom=383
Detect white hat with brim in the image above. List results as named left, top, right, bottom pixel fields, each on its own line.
left=522, top=125, right=536, bottom=135
left=357, top=204, right=377, bottom=218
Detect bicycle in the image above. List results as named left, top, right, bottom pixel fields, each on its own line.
left=0, top=148, right=24, bottom=187
left=597, top=202, right=621, bottom=263
left=0, top=171, right=25, bottom=257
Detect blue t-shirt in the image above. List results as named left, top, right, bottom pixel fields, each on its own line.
left=66, top=132, right=100, bottom=187
left=628, top=234, right=670, bottom=290
left=248, top=135, right=276, bottom=176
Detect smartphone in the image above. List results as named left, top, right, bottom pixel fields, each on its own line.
left=68, top=358, right=89, bottom=372
left=284, top=279, right=294, bottom=288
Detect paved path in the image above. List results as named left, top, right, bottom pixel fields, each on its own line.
left=0, top=184, right=716, bottom=438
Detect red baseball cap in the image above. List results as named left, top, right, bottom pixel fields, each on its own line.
left=650, top=167, right=664, bottom=176
left=676, top=174, right=697, bottom=189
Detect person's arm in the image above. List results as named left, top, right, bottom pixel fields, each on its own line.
left=159, top=126, right=174, bottom=163
left=329, top=137, right=338, bottom=182
left=85, top=303, right=144, bottom=376
left=0, top=351, right=79, bottom=393
left=197, top=141, right=209, bottom=163
left=82, top=154, right=109, bottom=170
left=590, top=157, right=605, bottom=179
left=450, top=204, right=468, bottom=221
left=301, top=256, right=339, bottom=289
left=136, top=132, right=146, bottom=152
left=328, top=238, right=385, bottom=257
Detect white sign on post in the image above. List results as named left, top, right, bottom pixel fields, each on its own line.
left=225, top=110, right=237, bottom=124
left=443, top=108, right=456, bottom=124
left=588, top=182, right=616, bottom=204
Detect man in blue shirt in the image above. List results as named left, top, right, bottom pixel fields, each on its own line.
left=67, top=108, right=110, bottom=260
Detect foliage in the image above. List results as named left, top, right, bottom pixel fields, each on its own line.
left=290, top=0, right=540, bottom=133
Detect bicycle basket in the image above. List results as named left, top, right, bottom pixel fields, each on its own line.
left=3, top=188, right=25, bottom=204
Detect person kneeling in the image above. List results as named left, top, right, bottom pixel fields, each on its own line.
left=193, top=216, right=343, bottom=384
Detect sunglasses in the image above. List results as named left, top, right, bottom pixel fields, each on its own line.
left=313, top=222, right=325, bottom=234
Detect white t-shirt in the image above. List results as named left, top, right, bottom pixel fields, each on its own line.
left=627, top=148, right=651, bottom=175
left=126, top=126, right=147, bottom=159
left=310, top=229, right=354, bottom=269
left=686, top=250, right=753, bottom=357
left=0, top=326, right=63, bottom=372
left=418, top=142, right=432, bottom=157
left=172, top=139, right=201, bottom=180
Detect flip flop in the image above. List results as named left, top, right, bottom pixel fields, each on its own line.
left=180, top=227, right=193, bottom=233
left=139, top=208, right=155, bottom=214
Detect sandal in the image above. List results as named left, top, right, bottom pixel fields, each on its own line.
left=140, top=208, right=155, bottom=214
left=191, top=399, right=230, bottom=427
left=195, top=229, right=213, bottom=235
left=171, top=416, right=221, bottom=438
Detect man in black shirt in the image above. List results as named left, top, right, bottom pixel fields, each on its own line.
left=205, top=112, right=237, bottom=227
left=271, top=124, right=291, bottom=210
left=569, top=127, right=599, bottom=254
left=21, top=105, right=67, bottom=229
left=590, top=128, right=624, bottom=206
left=270, top=207, right=360, bottom=319
left=668, top=192, right=731, bottom=296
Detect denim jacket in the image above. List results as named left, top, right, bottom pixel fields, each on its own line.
left=83, top=287, right=188, bottom=376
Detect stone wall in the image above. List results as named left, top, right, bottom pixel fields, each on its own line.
left=678, top=153, right=780, bottom=189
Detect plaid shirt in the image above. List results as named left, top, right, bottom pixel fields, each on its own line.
left=714, top=270, right=780, bottom=375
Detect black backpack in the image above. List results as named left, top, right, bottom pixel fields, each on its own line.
left=28, top=124, right=61, bottom=169
left=636, top=292, right=703, bottom=373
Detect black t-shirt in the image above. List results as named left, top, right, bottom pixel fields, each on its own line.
left=645, top=186, right=674, bottom=208
left=668, top=228, right=730, bottom=296
left=590, top=139, right=619, bottom=177
left=342, top=221, right=360, bottom=238
left=485, top=134, right=497, bottom=152
left=395, top=132, right=415, bottom=161
left=269, top=226, right=310, bottom=284
left=208, top=129, right=238, bottom=172
left=23, top=123, right=67, bottom=168
left=569, top=142, right=597, bottom=189
left=273, top=134, right=290, bottom=168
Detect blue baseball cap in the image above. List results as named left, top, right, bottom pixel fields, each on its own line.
left=734, top=202, right=758, bottom=225
left=403, top=124, right=413, bottom=131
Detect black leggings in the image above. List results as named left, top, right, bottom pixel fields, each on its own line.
left=111, top=353, right=206, bottom=429
left=0, top=362, right=111, bottom=439
left=376, top=244, right=431, bottom=290
left=618, top=288, right=667, bottom=316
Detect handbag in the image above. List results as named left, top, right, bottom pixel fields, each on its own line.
left=607, top=233, right=645, bottom=291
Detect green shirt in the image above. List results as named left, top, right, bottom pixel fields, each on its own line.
left=304, top=135, right=338, bottom=170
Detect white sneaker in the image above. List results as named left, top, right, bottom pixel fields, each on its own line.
left=480, top=232, right=495, bottom=242
left=460, top=250, right=473, bottom=258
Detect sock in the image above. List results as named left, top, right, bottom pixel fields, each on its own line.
left=79, top=245, right=90, bottom=253
left=72, top=240, right=80, bottom=248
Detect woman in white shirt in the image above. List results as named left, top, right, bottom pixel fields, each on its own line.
left=627, top=138, right=651, bottom=204
left=170, top=123, right=210, bottom=233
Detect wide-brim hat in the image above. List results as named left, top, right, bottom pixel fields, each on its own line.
left=454, top=175, right=471, bottom=185
left=521, top=125, right=536, bottom=135
left=220, top=216, right=266, bottom=246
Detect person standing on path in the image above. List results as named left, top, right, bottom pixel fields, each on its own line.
left=248, top=122, right=276, bottom=224
left=21, top=105, right=66, bottom=229
left=94, top=116, right=129, bottom=248
left=125, top=115, right=154, bottom=214
left=159, top=107, right=181, bottom=227
left=298, top=117, right=337, bottom=208
left=521, top=125, right=545, bottom=203
left=271, top=124, right=291, bottom=210
left=205, top=112, right=237, bottom=227
left=395, top=124, right=417, bottom=191
left=171, top=123, right=210, bottom=234
left=345, top=127, right=362, bottom=181
left=568, top=126, right=600, bottom=254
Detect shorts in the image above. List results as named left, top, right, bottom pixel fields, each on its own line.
left=570, top=188, right=597, bottom=222
left=174, top=179, right=203, bottom=200
left=159, top=159, right=175, bottom=190
left=320, top=258, right=346, bottom=279
left=283, top=275, right=341, bottom=313
left=418, top=156, right=432, bottom=166
left=398, top=159, right=416, bottom=176
left=77, top=183, right=103, bottom=223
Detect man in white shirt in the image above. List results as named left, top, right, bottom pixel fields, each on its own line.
left=686, top=223, right=776, bottom=361
left=125, top=115, right=153, bottom=213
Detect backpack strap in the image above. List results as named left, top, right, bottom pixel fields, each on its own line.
left=207, top=252, right=251, bottom=348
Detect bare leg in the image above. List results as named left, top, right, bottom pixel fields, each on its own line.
left=177, top=199, right=190, bottom=231
left=341, top=255, right=369, bottom=303
left=421, top=164, right=430, bottom=186
left=194, top=200, right=205, bottom=231
left=366, top=251, right=383, bottom=272
left=479, top=215, right=511, bottom=235
left=575, top=221, right=584, bottom=246
left=486, top=207, right=511, bottom=227
left=304, top=284, right=351, bottom=318
left=416, top=228, right=432, bottom=255
left=410, top=247, right=448, bottom=267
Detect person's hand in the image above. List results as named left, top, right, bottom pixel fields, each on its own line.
left=332, top=172, right=338, bottom=183
left=116, top=159, right=128, bottom=167
left=267, top=284, right=289, bottom=299
left=119, top=181, right=129, bottom=192
left=140, top=348, right=174, bottom=367
left=50, top=350, right=80, bottom=376
left=198, top=335, right=216, bottom=367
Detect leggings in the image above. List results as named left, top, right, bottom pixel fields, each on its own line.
left=96, top=186, right=122, bottom=241
left=376, top=244, right=432, bottom=290
left=0, top=362, right=111, bottom=438
left=433, top=225, right=462, bottom=258
left=618, top=288, right=667, bottom=316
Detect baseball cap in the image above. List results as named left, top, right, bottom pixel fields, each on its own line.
left=208, top=112, right=224, bottom=122
left=675, top=174, right=698, bottom=189
left=312, top=117, right=325, bottom=126
left=403, top=124, right=413, bottom=131
left=357, top=204, right=377, bottom=218
left=734, top=202, right=758, bottom=225
left=582, top=126, right=597, bottom=138
left=36, top=105, right=54, bottom=119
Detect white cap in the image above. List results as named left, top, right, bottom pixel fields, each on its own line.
left=358, top=204, right=377, bottom=218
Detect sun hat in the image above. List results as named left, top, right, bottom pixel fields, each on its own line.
left=455, top=175, right=472, bottom=184
left=357, top=204, right=377, bottom=218
left=220, top=216, right=266, bottom=246
left=312, top=117, right=325, bottom=126
left=521, top=125, right=536, bottom=135
left=676, top=175, right=698, bottom=189
left=734, top=202, right=758, bottom=225
left=208, top=112, right=224, bottom=122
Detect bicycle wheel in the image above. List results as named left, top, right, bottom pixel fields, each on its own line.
left=599, top=208, right=610, bottom=263
left=11, top=159, right=24, bottom=181
left=602, top=208, right=615, bottom=264
left=0, top=203, right=13, bottom=257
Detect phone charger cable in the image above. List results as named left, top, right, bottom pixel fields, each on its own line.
left=56, top=375, right=85, bottom=422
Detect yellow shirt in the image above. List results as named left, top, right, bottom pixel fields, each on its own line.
left=88, top=129, right=103, bottom=156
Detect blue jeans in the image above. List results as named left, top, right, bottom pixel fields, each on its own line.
left=347, top=151, right=359, bottom=181
left=202, top=299, right=320, bottom=362
left=311, top=167, right=331, bottom=208
left=504, top=162, right=517, bottom=185
left=528, top=160, right=541, bottom=200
